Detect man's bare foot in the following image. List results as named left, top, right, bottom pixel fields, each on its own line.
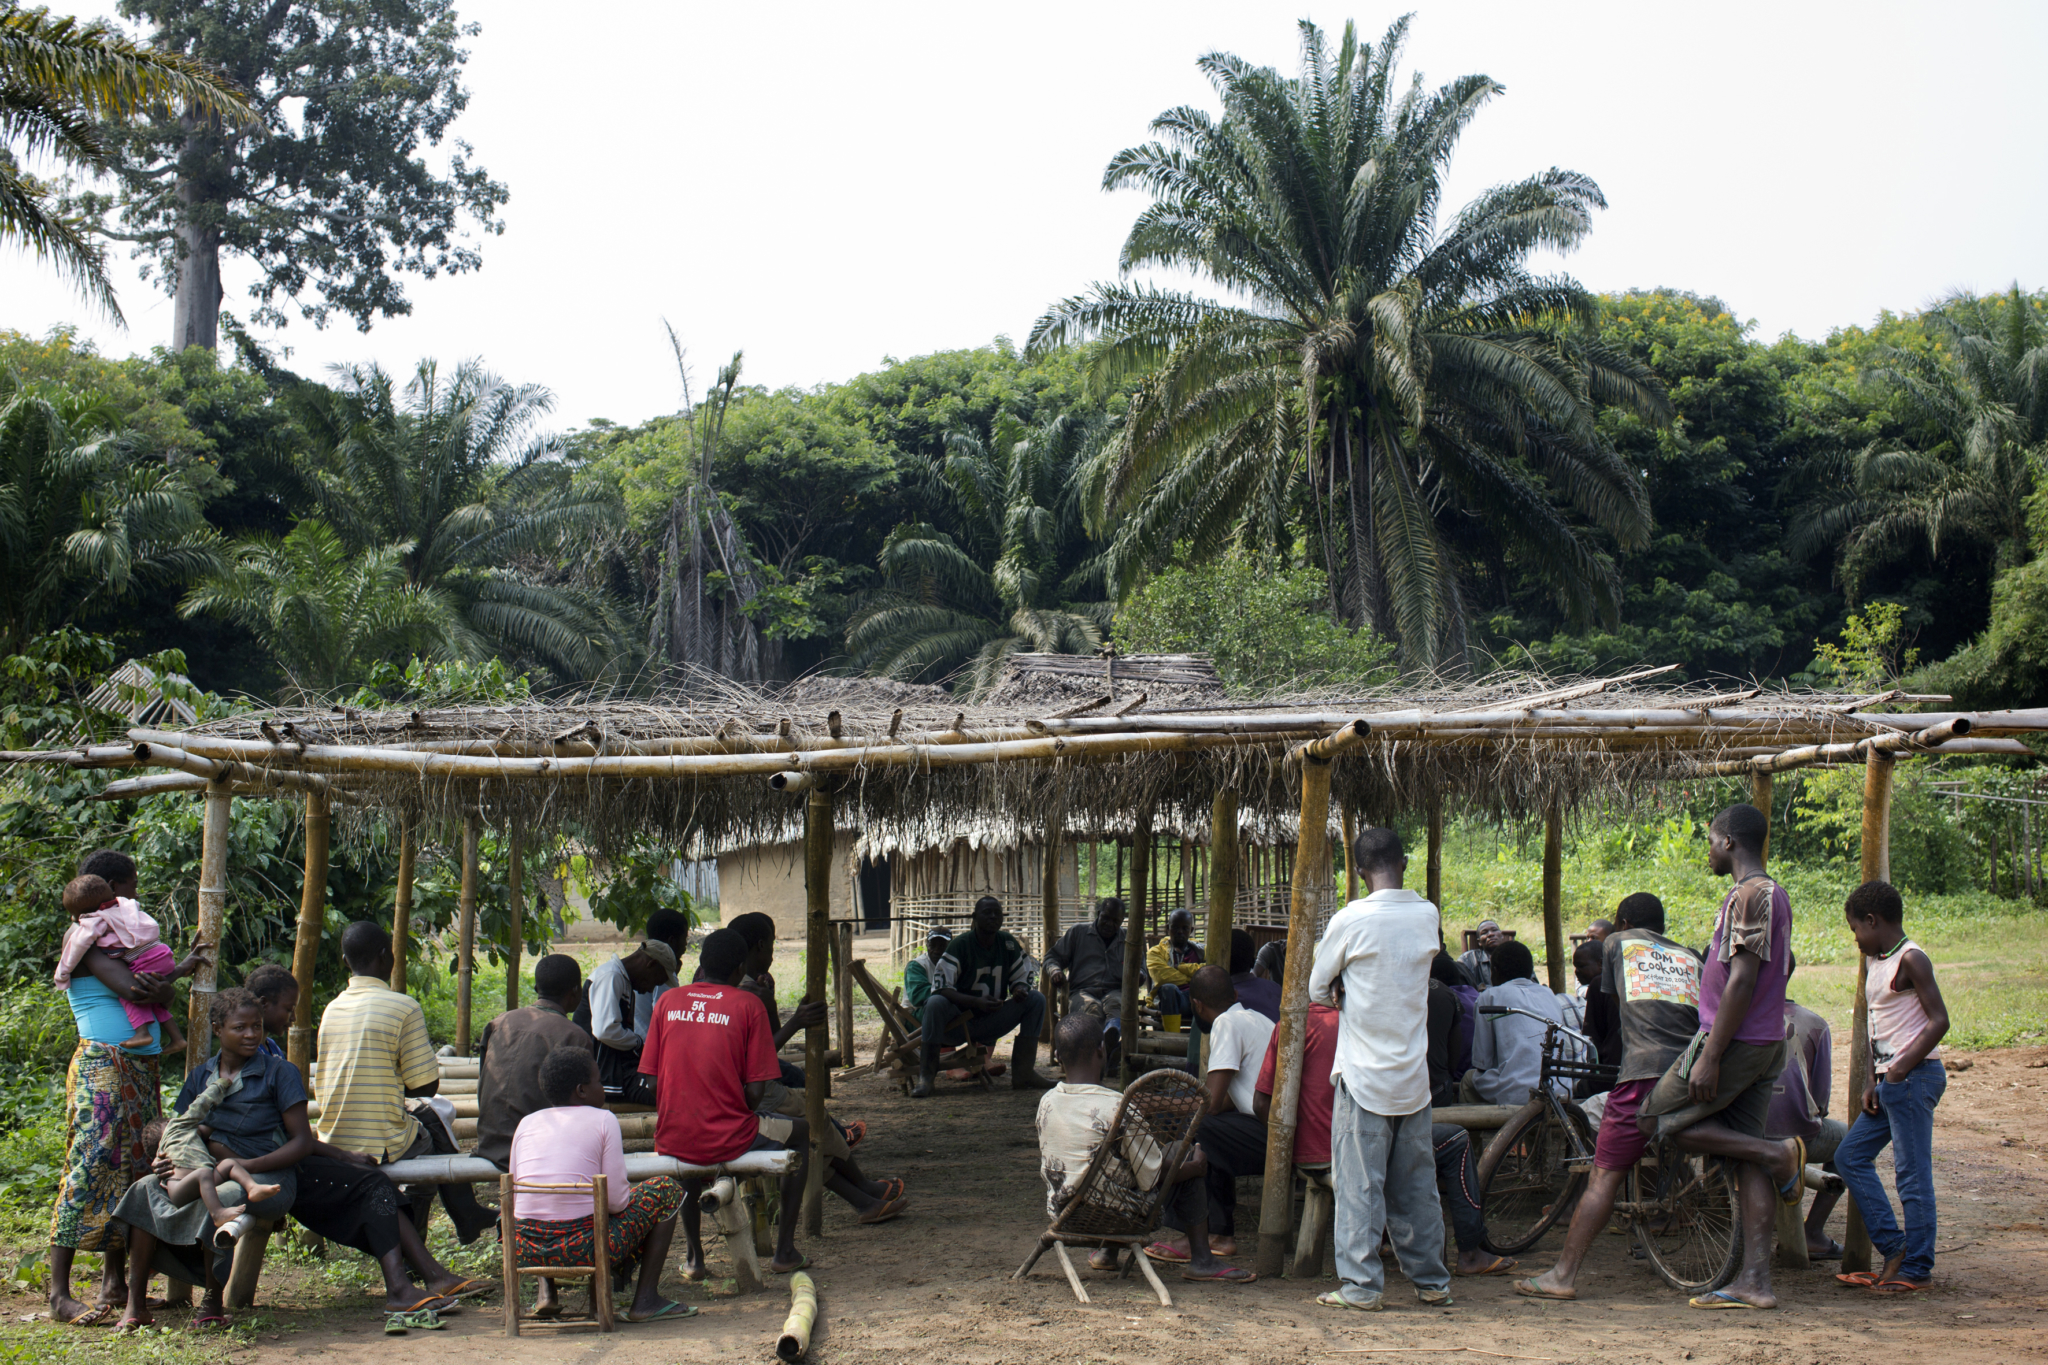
left=209, top=1204, right=248, bottom=1228
left=113, top=1310, right=152, bottom=1333
left=1088, top=1249, right=1118, bottom=1270
left=1208, top=1236, right=1236, bottom=1257
left=680, top=1246, right=706, bottom=1282
left=1456, top=1250, right=1517, bottom=1276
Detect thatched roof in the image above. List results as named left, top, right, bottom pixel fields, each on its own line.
left=17, top=660, right=2040, bottom=858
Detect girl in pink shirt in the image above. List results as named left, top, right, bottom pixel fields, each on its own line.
left=508, top=1046, right=691, bottom=1322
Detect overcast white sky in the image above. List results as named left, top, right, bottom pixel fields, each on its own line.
left=8, top=0, right=2048, bottom=428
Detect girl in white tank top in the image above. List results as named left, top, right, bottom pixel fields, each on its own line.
left=1865, top=937, right=1940, bottom=1072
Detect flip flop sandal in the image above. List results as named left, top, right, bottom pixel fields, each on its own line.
left=842, top=1120, right=867, bottom=1148
left=1514, top=1279, right=1576, bottom=1301
left=1872, top=1280, right=1928, bottom=1294
left=858, top=1195, right=909, bottom=1225
left=876, top=1177, right=907, bottom=1202
left=1778, top=1136, right=1807, bottom=1205
left=1689, top=1290, right=1763, bottom=1310
left=1143, top=1242, right=1191, bottom=1265
left=62, top=1303, right=117, bottom=1327
left=1315, top=1290, right=1383, bottom=1311
left=191, top=1311, right=231, bottom=1329
left=769, top=1254, right=810, bottom=1275
left=394, top=1294, right=461, bottom=1316
left=1461, top=1256, right=1519, bottom=1276
left=1835, top=1271, right=1883, bottom=1287
left=530, top=1301, right=564, bottom=1319
left=625, top=1300, right=699, bottom=1323
left=440, top=1277, right=493, bottom=1300
left=1179, top=1266, right=1255, bottom=1283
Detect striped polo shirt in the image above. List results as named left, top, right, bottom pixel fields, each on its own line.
left=315, top=974, right=440, bottom=1160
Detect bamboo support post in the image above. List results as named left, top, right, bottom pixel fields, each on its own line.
left=1542, top=801, right=1566, bottom=994
left=1255, top=737, right=1347, bottom=1278
left=390, top=815, right=415, bottom=993
left=1341, top=801, right=1358, bottom=901
left=803, top=786, right=832, bottom=1236
left=835, top=921, right=854, bottom=1061
left=1042, top=810, right=1061, bottom=1040
left=288, top=790, right=329, bottom=1077
left=1751, top=771, right=1773, bottom=864
left=188, top=779, right=232, bottom=1075
left=1426, top=795, right=1444, bottom=910
left=1121, top=810, right=1151, bottom=1085
left=1205, top=790, right=1238, bottom=992
left=1843, top=750, right=1894, bottom=1273
left=504, top=826, right=524, bottom=1011
left=456, top=811, right=479, bottom=1055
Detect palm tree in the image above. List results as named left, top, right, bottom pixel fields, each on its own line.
left=1792, top=285, right=2048, bottom=588
left=1030, top=17, right=1665, bottom=667
left=291, top=358, right=629, bottom=681
left=179, top=519, right=476, bottom=698
left=1, top=1, right=249, bottom=314
left=0, top=378, right=218, bottom=653
left=849, top=411, right=1107, bottom=695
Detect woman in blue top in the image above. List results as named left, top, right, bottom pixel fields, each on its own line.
left=47, top=851, right=206, bottom=1327
left=112, top=988, right=311, bottom=1330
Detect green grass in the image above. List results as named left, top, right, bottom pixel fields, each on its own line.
left=1433, top=819, right=2048, bottom=1051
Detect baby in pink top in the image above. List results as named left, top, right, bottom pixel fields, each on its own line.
left=58, top=874, right=182, bottom=1051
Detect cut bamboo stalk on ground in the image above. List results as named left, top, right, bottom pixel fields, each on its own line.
left=776, top=1270, right=817, bottom=1362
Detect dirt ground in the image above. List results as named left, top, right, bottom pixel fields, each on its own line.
left=25, top=1028, right=2029, bottom=1365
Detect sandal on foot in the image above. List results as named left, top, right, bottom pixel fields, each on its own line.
left=770, top=1254, right=810, bottom=1275
left=625, top=1300, right=699, bottom=1323
left=1689, top=1290, right=1765, bottom=1310
left=1180, top=1265, right=1255, bottom=1283
left=1143, top=1242, right=1191, bottom=1265
left=1460, top=1256, right=1519, bottom=1276
left=530, top=1301, right=563, bottom=1320
left=1316, top=1290, right=1383, bottom=1311
left=1514, top=1278, right=1575, bottom=1301
left=439, top=1277, right=493, bottom=1300
left=842, top=1120, right=867, bottom=1148
left=1810, top=1238, right=1845, bottom=1260
left=191, top=1310, right=231, bottom=1329
left=1836, top=1271, right=1883, bottom=1287
left=858, top=1195, right=909, bottom=1224
left=61, top=1303, right=116, bottom=1327
left=875, top=1176, right=906, bottom=1202
left=386, top=1308, right=445, bottom=1334
left=1873, top=1279, right=1928, bottom=1294
left=1778, top=1137, right=1807, bottom=1205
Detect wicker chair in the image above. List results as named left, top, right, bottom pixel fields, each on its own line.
left=1013, top=1068, right=1207, bottom=1307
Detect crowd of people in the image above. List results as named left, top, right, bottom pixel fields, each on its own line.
left=40, top=799, right=1953, bottom=1331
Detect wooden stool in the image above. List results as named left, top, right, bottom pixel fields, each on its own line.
left=1291, top=1164, right=1335, bottom=1278
left=500, top=1172, right=615, bottom=1335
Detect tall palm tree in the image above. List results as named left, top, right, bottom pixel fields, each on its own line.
left=1792, top=285, right=2048, bottom=587
left=849, top=411, right=1107, bottom=695
left=292, top=358, right=629, bottom=681
left=179, top=518, right=476, bottom=698
left=0, top=379, right=218, bottom=653
left=1, top=1, right=249, bottom=314
left=1030, top=17, right=1664, bottom=667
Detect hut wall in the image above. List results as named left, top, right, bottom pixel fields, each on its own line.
left=716, top=834, right=858, bottom=938
left=886, top=842, right=1080, bottom=967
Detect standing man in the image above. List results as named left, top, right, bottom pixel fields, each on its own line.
left=1639, top=804, right=1806, bottom=1310
left=1308, top=827, right=1450, bottom=1312
left=475, top=954, right=593, bottom=1169
left=911, top=896, right=1050, bottom=1097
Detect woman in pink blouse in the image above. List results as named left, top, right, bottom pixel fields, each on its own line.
left=510, top=1046, right=690, bottom=1322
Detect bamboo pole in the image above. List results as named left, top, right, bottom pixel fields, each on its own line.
left=1426, top=795, right=1444, bottom=911
left=1750, top=771, right=1773, bottom=864
left=1843, top=750, right=1894, bottom=1273
left=802, top=786, right=833, bottom=1236
left=1120, top=810, right=1151, bottom=1085
left=835, top=920, right=855, bottom=1062
left=1341, top=801, right=1358, bottom=901
left=390, top=815, right=416, bottom=993
left=456, top=812, right=479, bottom=1055
left=1042, top=810, right=1061, bottom=1041
left=1205, top=789, right=1238, bottom=995
left=505, top=826, right=524, bottom=1012
left=1255, top=747, right=1342, bottom=1278
left=1542, top=801, right=1566, bottom=994
left=188, top=779, right=232, bottom=1075
left=289, top=790, right=329, bottom=1078
left=1692, top=717, right=1973, bottom=776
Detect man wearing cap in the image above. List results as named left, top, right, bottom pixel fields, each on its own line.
left=902, top=928, right=951, bottom=1012
left=578, top=941, right=676, bottom=1107
left=1458, top=920, right=1506, bottom=990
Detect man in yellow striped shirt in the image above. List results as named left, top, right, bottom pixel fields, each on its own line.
left=316, top=922, right=493, bottom=1243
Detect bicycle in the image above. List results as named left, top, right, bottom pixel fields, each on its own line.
left=1471, top=1005, right=1740, bottom=1295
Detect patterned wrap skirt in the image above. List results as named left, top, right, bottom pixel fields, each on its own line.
left=513, top=1175, right=684, bottom=1277
left=49, top=1041, right=162, bottom=1252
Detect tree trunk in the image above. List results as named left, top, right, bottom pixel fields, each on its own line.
left=1343, top=415, right=1388, bottom=640
left=169, top=205, right=222, bottom=353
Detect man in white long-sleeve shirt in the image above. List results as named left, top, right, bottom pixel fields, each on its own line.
left=1461, top=940, right=1569, bottom=1105
left=1307, top=826, right=1451, bottom=1312
left=578, top=941, right=674, bottom=1107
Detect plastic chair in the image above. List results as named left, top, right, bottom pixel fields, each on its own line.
left=500, top=1172, right=615, bottom=1335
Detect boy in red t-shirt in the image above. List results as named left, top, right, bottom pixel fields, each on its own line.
left=1249, top=998, right=1511, bottom=1276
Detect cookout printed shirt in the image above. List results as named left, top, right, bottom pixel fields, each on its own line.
left=933, top=931, right=1038, bottom=1001
left=638, top=981, right=779, bottom=1164
left=1602, top=929, right=1703, bottom=1083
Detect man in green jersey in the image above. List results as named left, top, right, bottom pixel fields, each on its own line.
left=912, top=896, right=1051, bottom=1097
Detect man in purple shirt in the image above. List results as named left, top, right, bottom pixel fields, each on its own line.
left=1638, top=803, right=1808, bottom=1311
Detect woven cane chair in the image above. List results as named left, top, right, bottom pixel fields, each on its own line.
left=1013, top=1068, right=1207, bottom=1307
left=500, top=1172, right=615, bottom=1336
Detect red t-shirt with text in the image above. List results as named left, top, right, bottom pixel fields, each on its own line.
left=1254, top=1002, right=1340, bottom=1165
left=638, top=982, right=779, bottom=1163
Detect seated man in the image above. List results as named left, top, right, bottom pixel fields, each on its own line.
left=476, top=954, right=593, bottom=1169
left=316, top=921, right=493, bottom=1244
left=580, top=941, right=674, bottom=1107
left=1227, top=929, right=1279, bottom=1022
left=1252, top=938, right=1286, bottom=988
left=902, top=928, right=951, bottom=1012
left=1037, top=1014, right=1251, bottom=1284
left=1145, top=909, right=1204, bottom=1029
left=1425, top=954, right=1471, bottom=1108
left=1586, top=918, right=1615, bottom=943
left=1457, top=919, right=1506, bottom=989
left=1770, top=951, right=1848, bottom=1258
left=723, top=912, right=828, bottom=1090
left=1045, top=897, right=1127, bottom=1026
left=631, top=907, right=693, bottom=1036
left=1182, top=965, right=1272, bottom=1257
left=911, top=895, right=1050, bottom=1097
left=1258, top=993, right=1514, bottom=1276
left=1460, top=941, right=1567, bottom=1106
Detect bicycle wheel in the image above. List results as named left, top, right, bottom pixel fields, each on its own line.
left=1475, top=1100, right=1594, bottom=1255
left=1629, top=1144, right=1742, bottom=1294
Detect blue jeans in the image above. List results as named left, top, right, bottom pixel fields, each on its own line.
left=1837, top=1058, right=1946, bottom=1280
left=919, top=990, right=1046, bottom=1071
left=1330, top=1077, right=1449, bottom=1304
left=1156, top=984, right=1191, bottom=1018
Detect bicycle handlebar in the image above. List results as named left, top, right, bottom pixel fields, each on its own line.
left=1475, top=1003, right=1598, bottom=1054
